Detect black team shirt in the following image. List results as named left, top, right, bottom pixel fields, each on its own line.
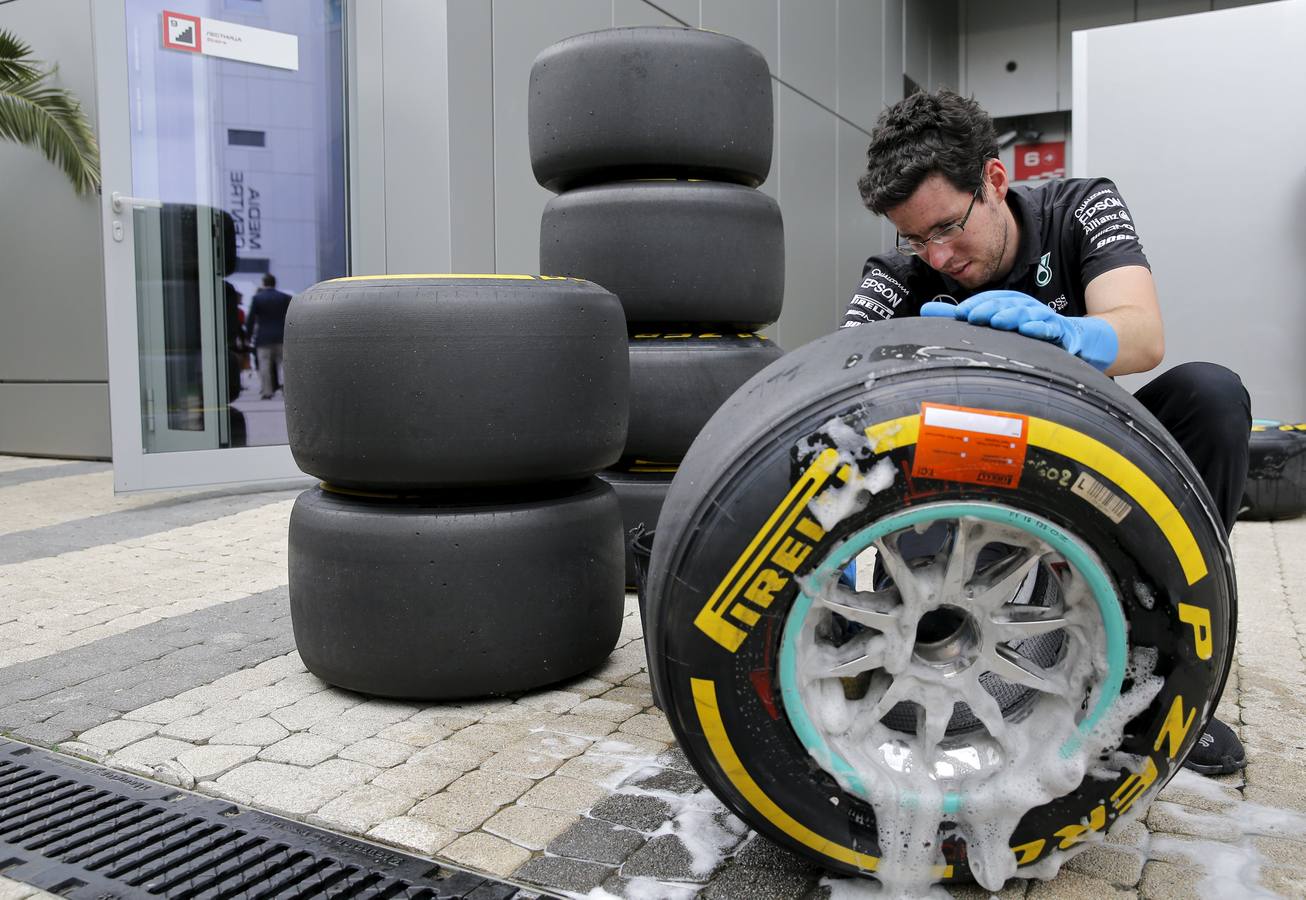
left=841, top=178, right=1151, bottom=328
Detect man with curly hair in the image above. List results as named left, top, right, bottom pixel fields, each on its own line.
left=842, top=88, right=1249, bottom=776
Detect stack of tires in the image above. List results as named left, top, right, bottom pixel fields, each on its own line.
left=1240, top=418, right=1306, bottom=520
left=283, top=275, right=629, bottom=699
left=531, top=27, right=787, bottom=587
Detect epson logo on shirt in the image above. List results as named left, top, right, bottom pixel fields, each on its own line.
left=857, top=277, right=905, bottom=308
left=1075, top=195, right=1124, bottom=226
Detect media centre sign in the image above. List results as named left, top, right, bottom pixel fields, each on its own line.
left=162, top=9, right=299, bottom=71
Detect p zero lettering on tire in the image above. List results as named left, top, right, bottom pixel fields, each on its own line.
left=283, top=275, right=628, bottom=490
left=644, top=319, right=1235, bottom=893
left=1240, top=420, right=1306, bottom=520
left=540, top=182, right=784, bottom=329
left=528, top=27, right=773, bottom=192
left=626, top=332, right=784, bottom=463
left=289, top=479, right=624, bottom=699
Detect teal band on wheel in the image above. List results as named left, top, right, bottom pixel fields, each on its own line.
left=777, top=502, right=1127, bottom=812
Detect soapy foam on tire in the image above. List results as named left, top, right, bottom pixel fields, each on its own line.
left=787, top=415, right=1166, bottom=896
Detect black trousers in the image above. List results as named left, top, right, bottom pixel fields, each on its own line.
left=1133, top=362, right=1251, bottom=536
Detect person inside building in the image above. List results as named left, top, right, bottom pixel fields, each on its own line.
left=245, top=273, right=293, bottom=400
left=841, top=88, right=1250, bottom=776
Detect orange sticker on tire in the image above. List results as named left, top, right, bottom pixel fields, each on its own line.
left=911, top=402, right=1029, bottom=489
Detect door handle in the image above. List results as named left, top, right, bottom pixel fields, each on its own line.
left=111, top=191, right=164, bottom=212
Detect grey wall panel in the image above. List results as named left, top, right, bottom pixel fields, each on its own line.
left=837, top=0, right=885, bottom=129
left=927, top=0, right=959, bottom=90
left=837, top=121, right=882, bottom=323
left=1136, top=0, right=1213, bottom=20
left=904, top=0, right=930, bottom=88
left=347, top=3, right=386, bottom=273
left=447, top=1, right=496, bottom=273
left=381, top=1, right=452, bottom=273
left=616, top=0, right=697, bottom=26
left=774, top=85, right=839, bottom=353
left=963, top=0, right=1058, bottom=117
left=0, top=0, right=107, bottom=384
left=702, top=0, right=779, bottom=78
left=780, top=0, right=837, bottom=110
left=1057, top=0, right=1132, bottom=110
left=0, top=384, right=111, bottom=459
left=1076, top=4, right=1306, bottom=415
left=881, top=0, right=905, bottom=106
left=491, top=0, right=613, bottom=276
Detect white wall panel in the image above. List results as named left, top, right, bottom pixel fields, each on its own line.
left=1075, top=4, right=1306, bottom=415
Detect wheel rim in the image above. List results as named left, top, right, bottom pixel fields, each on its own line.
left=778, top=501, right=1127, bottom=819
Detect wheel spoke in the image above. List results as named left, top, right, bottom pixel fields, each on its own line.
left=821, top=633, right=886, bottom=679
left=863, top=676, right=912, bottom=727
left=972, top=554, right=1041, bottom=611
left=919, top=698, right=954, bottom=759
left=990, top=605, right=1068, bottom=641
left=939, top=520, right=971, bottom=602
left=820, top=583, right=902, bottom=634
left=980, top=643, right=1062, bottom=694
left=960, top=677, right=1009, bottom=744
left=873, top=537, right=922, bottom=605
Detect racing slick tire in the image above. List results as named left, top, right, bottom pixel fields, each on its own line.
left=540, top=181, right=784, bottom=329
left=643, top=318, right=1236, bottom=889
left=626, top=332, right=784, bottom=463
left=288, top=479, right=624, bottom=698
left=528, top=27, right=773, bottom=192
left=1239, top=420, right=1306, bottom=521
left=283, top=275, right=627, bottom=490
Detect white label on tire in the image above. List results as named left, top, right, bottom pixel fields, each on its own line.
left=1072, top=472, right=1131, bottom=523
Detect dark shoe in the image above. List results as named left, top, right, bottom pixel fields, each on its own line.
left=1181, top=717, right=1246, bottom=775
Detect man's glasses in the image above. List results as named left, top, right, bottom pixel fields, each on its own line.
left=895, top=182, right=983, bottom=256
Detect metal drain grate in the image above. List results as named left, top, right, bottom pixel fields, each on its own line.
left=0, top=740, right=544, bottom=899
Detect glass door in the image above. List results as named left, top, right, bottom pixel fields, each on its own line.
left=95, top=0, right=347, bottom=491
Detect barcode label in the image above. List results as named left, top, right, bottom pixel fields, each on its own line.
left=1071, top=472, right=1131, bottom=523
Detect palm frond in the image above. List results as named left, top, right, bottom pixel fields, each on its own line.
left=0, top=65, right=101, bottom=194
left=0, top=29, right=42, bottom=85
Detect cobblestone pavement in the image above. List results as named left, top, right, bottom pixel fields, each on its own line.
left=2, top=456, right=1305, bottom=898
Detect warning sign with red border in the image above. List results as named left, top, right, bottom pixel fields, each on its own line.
left=911, top=402, right=1030, bottom=489
left=162, top=11, right=202, bottom=53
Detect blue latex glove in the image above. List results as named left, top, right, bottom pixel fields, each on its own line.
left=921, top=290, right=1118, bottom=372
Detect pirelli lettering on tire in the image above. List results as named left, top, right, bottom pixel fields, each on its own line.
left=693, top=449, right=838, bottom=652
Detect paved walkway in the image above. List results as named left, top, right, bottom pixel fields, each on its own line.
left=0, top=455, right=1304, bottom=899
